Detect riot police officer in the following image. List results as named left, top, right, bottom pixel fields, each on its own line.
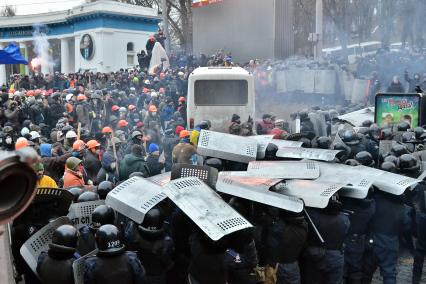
left=37, top=225, right=79, bottom=284
left=125, top=208, right=174, bottom=284
left=77, top=205, right=115, bottom=256
left=302, top=198, right=350, bottom=284
left=97, top=181, right=114, bottom=200
left=84, top=224, right=147, bottom=284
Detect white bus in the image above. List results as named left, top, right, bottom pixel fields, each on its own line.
left=187, top=67, right=255, bottom=132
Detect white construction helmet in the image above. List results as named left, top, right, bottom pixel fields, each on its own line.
left=66, top=130, right=77, bottom=139
left=30, top=131, right=41, bottom=140
left=21, top=127, right=30, bottom=137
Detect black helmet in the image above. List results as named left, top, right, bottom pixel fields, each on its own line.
left=362, top=120, right=373, bottom=127
left=77, top=191, right=99, bottom=203
left=95, top=224, right=125, bottom=255
left=391, top=144, right=409, bottom=157
left=299, top=137, right=312, bottom=148
left=204, top=158, right=223, bottom=172
left=384, top=155, right=398, bottom=165
left=68, top=187, right=84, bottom=202
left=381, top=128, right=393, bottom=140
left=355, top=151, right=375, bottom=167
left=397, top=121, right=410, bottom=131
left=49, top=225, right=78, bottom=253
left=402, top=132, right=416, bottom=143
left=138, top=208, right=164, bottom=238
left=342, top=130, right=359, bottom=145
left=265, top=143, right=279, bottom=159
left=398, top=154, right=420, bottom=174
left=97, top=181, right=114, bottom=199
left=91, top=205, right=115, bottom=230
left=345, top=159, right=360, bottom=166
left=334, top=143, right=350, bottom=163
left=228, top=197, right=250, bottom=217
left=316, top=136, right=331, bottom=149
left=369, top=124, right=380, bottom=139
left=381, top=162, right=396, bottom=173
left=199, top=120, right=210, bottom=130
left=414, top=127, right=425, bottom=139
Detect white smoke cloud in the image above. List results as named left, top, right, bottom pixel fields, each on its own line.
left=31, top=24, right=54, bottom=74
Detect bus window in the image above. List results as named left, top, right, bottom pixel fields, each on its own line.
left=194, top=80, right=248, bottom=106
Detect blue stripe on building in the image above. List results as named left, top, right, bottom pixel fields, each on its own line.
left=0, top=12, right=160, bottom=39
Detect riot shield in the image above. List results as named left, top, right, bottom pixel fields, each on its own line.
left=247, top=161, right=320, bottom=179
left=19, top=216, right=72, bottom=275
left=72, top=249, right=98, bottom=284
left=276, top=147, right=342, bottom=162
left=197, top=130, right=257, bottom=163
left=105, top=177, right=167, bottom=224
left=359, top=165, right=421, bottom=195
left=337, top=107, right=374, bottom=127
left=67, top=200, right=105, bottom=230
left=147, top=172, right=171, bottom=186
left=171, top=163, right=219, bottom=188
left=274, top=180, right=343, bottom=208
left=270, top=139, right=303, bottom=148
left=14, top=188, right=74, bottom=226
left=249, top=135, right=274, bottom=160
left=308, top=113, right=327, bottom=137
left=316, top=162, right=376, bottom=199
left=164, top=177, right=253, bottom=241
left=216, top=172, right=304, bottom=213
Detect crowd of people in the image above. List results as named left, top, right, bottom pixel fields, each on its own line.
left=2, top=39, right=426, bottom=284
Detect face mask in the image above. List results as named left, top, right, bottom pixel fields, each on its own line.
left=5, top=137, right=12, bottom=144
left=152, top=112, right=157, bottom=116
left=37, top=99, right=42, bottom=103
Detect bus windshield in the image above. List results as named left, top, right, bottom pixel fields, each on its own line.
left=194, top=80, right=248, bottom=106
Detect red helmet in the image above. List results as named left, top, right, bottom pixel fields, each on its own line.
left=26, top=90, right=35, bottom=97
left=111, top=105, right=120, bottom=112
left=102, top=126, right=113, bottom=134
left=128, top=105, right=136, bottom=111
left=72, top=140, right=86, bottom=151
left=117, top=120, right=129, bottom=128
left=77, top=94, right=86, bottom=101
left=178, top=96, right=186, bottom=103
left=86, top=140, right=101, bottom=150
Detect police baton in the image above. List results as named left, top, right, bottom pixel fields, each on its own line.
left=303, top=209, right=325, bottom=244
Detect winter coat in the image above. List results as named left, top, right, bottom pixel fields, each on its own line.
left=63, top=169, right=85, bottom=188
left=119, top=154, right=150, bottom=180
left=146, top=155, right=164, bottom=177
left=42, top=152, right=72, bottom=183
left=75, top=102, right=91, bottom=127
left=83, top=151, right=102, bottom=184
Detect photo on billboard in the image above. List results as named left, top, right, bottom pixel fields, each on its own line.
left=375, top=93, right=422, bottom=128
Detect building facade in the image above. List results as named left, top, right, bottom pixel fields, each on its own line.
left=0, top=0, right=161, bottom=85
left=192, top=0, right=294, bottom=63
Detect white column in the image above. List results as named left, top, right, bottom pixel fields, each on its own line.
left=315, top=0, right=323, bottom=59
left=61, top=38, right=70, bottom=74
left=0, top=43, right=6, bottom=86
left=19, top=42, right=29, bottom=74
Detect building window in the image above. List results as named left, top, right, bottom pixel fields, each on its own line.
left=127, top=42, right=134, bottom=52
left=127, top=54, right=134, bottom=65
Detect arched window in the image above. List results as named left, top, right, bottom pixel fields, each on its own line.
left=127, top=42, right=134, bottom=52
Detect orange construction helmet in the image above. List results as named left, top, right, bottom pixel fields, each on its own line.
left=102, top=126, right=113, bottom=134
left=179, top=130, right=190, bottom=139
left=77, top=94, right=86, bottom=101
left=178, top=96, right=186, bottom=103
left=148, top=105, right=157, bottom=112
left=111, top=105, right=120, bottom=112
left=15, top=137, right=29, bottom=150
left=86, top=139, right=101, bottom=150
left=34, top=89, right=42, bottom=96
left=73, top=140, right=86, bottom=151
left=117, top=120, right=129, bottom=128
left=26, top=90, right=35, bottom=97
left=128, top=105, right=136, bottom=111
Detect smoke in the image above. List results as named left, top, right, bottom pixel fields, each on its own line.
left=31, top=25, right=54, bottom=74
